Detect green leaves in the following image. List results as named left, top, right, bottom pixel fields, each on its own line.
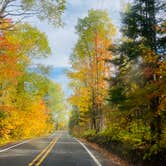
left=8, top=23, right=51, bottom=58
left=108, top=86, right=126, bottom=106
left=21, top=0, right=66, bottom=26
left=0, top=0, right=66, bottom=31
left=75, top=10, right=116, bottom=58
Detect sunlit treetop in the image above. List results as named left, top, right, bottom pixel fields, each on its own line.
left=76, top=10, right=116, bottom=41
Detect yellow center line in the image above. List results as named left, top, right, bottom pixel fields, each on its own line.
left=28, top=135, right=61, bottom=166
left=28, top=137, right=55, bottom=166
left=35, top=135, right=60, bottom=166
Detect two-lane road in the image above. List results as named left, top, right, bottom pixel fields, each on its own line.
left=0, top=131, right=116, bottom=166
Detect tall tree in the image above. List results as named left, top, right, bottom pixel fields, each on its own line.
left=68, top=10, right=116, bottom=132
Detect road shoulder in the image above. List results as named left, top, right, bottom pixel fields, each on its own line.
left=79, top=138, right=129, bottom=166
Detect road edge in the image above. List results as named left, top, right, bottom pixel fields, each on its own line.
left=74, top=137, right=102, bottom=166
left=79, top=138, right=129, bottom=166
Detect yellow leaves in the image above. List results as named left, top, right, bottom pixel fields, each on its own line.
left=0, top=18, right=13, bottom=31
left=0, top=19, right=55, bottom=145
left=19, top=100, right=54, bottom=137
left=69, top=86, right=91, bottom=112
left=0, top=97, right=54, bottom=142
left=142, top=48, right=157, bottom=64
left=157, top=60, right=166, bottom=77
left=68, top=70, right=86, bottom=82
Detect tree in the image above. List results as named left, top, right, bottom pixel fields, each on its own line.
left=0, top=19, right=65, bottom=143
left=47, top=80, right=67, bottom=130
left=0, top=0, right=66, bottom=31
left=108, top=0, right=166, bottom=157
left=68, top=10, right=116, bottom=133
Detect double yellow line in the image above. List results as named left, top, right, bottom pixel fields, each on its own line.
left=28, top=135, right=61, bottom=166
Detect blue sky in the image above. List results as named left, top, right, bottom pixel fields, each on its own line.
left=28, top=0, right=129, bottom=68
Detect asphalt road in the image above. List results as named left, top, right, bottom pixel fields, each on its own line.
left=0, top=131, right=116, bottom=166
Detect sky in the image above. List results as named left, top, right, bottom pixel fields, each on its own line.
left=28, top=0, right=129, bottom=68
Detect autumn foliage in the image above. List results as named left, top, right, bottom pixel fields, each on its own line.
left=68, top=10, right=116, bottom=132
left=0, top=19, right=60, bottom=144
left=69, top=3, right=166, bottom=164
left=0, top=0, right=66, bottom=145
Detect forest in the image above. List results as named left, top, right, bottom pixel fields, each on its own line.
left=68, top=0, right=166, bottom=164
left=0, top=0, right=67, bottom=145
